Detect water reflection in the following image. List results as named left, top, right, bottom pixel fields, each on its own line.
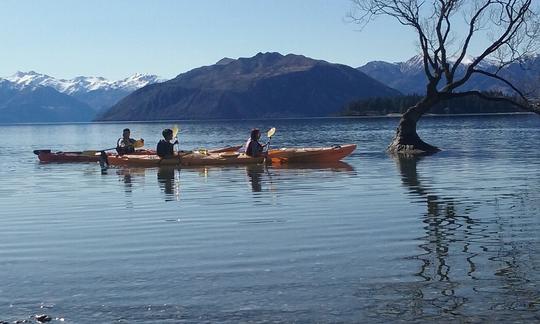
left=359, top=156, right=473, bottom=319
left=354, top=155, right=540, bottom=322
left=246, top=164, right=264, bottom=192
left=157, top=167, right=180, bottom=201
left=115, top=167, right=146, bottom=208
left=272, top=161, right=355, bottom=172
left=396, top=155, right=474, bottom=317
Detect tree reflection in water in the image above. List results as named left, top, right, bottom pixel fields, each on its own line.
left=356, top=155, right=540, bottom=322
left=397, top=155, right=473, bottom=317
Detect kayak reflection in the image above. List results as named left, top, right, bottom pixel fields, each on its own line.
left=116, top=161, right=357, bottom=200
left=271, top=161, right=354, bottom=172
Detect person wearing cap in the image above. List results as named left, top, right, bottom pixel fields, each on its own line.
left=245, top=128, right=267, bottom=157
left=156, top=128, right=179, bottom=158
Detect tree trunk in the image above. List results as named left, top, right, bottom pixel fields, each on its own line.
left=387, top=97, right=441, bottom=155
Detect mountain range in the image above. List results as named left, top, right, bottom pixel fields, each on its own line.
left=358, top=54, right=540, bottom=96
left=0, top=72, right=160, bottom=123
left=3, top=52, right=540, bottom=123
left=97, top=52, right=400, bottom=121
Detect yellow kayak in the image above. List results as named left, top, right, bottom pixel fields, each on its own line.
left=107, top=151, right=264, bottom=167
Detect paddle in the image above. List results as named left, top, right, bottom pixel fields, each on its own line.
left=263, top=127, right=276, bottom=165
left=172, top=125, right=180, bottom=151
left=81, top=139, right=144, bottom=156
left=266, top=127, right=276, bottom=151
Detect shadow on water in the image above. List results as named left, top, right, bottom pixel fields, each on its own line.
left=355, top=154, right=540, bottom=323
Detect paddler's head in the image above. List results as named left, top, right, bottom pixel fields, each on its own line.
left=250, top=128, right=260, bottom=141
left=162, top=128, right=174, bottom=141
left=122, top=128, right=131, bottom=139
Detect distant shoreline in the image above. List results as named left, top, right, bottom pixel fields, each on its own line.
left=343, top=111, right=535, bottom=118
left=0, top=112, right=536, bottom=126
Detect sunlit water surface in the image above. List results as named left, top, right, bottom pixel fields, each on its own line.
left=0, top=115, right=539, bottom=323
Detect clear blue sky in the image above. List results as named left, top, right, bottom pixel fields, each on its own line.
left=0, top=0, right=419, bottom=80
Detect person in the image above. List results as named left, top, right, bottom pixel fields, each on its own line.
left=157, top=128, right=178, bottom=158
left=116, top=128, right=143, bottom=155
left=245, top=128, right=267, bottom=157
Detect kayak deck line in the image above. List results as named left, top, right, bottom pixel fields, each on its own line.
left=107, top=151, right=265, bottom=167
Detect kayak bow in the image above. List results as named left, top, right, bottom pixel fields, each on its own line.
left=267, top=144, right=356, bottom=163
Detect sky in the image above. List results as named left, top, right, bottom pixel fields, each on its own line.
left=0, top=0, right=422, bottom=80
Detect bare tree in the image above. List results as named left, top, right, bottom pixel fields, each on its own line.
left=350, top=0, right=540, bottom=154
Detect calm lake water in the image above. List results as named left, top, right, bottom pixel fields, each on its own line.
left=1, top=115, right=539, bottom=323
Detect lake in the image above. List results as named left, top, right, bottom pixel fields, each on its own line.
left=1, top=115, right=539, bottom=323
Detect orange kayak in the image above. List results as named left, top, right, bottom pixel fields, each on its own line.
left=34, top=145, right=242, bottom=163
left=267, top=144, right=356, bottom=163
left=34, top=149, right=155, bottom=163
left=107, top=151, right=264, bottom=167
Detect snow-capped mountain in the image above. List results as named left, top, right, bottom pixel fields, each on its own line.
left=0, top=78, right=96, bottom=123
left=0, top=71, right=164, bottom=123
left=6, top=71, right=161, bottom=95
left=2, top=71, right=163, bottom=113
left=358, top=54, right=540, bottom=95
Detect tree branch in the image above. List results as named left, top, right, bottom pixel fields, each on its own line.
left=471, top=69, right=528, bottom=100
left=451, top=90, right=540, bottom=114
left=450, top=0, right=534, bottom=91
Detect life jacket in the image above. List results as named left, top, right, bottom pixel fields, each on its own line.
left=245, top=138, right=264, bottom=157
left=156, top=139, right=174, bottom=158
left=116, top=138, right=136, bottom=155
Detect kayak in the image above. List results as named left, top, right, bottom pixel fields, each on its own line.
left=107, top=151, right=264, bottom=167
left=267, top=144, right=356, bottom=163
left=34, top=149, right=155, bottom=163
left=34, top=145, right=242, bottom=163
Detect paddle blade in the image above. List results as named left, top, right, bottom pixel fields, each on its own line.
left=134, top=139, right=144, bottom=148
left=267, top=127, right=276, bottom=138
left=172, top=125, right=180, bottom=137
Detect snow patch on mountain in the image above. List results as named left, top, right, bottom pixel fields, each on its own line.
left=5, top=71, right=163, bottom=95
